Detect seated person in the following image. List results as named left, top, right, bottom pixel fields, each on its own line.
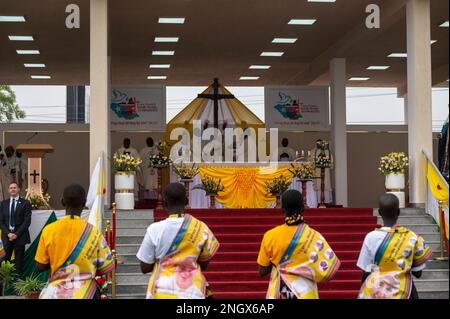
left=257, top=190, right=340, bottom=299
left=137, top=183, right=219, bottom=299
left=357, top=194, right=432, bottom=299
left=35, top=184, right=114, bottom=299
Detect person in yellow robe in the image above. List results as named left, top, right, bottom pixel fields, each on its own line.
left=257, top=190, right=341, bottom=299
left=35, top=184, right=114, bottom=299
left=137, top=183, right=219, bottom=299
left=357, top=194, right=433, bottom=299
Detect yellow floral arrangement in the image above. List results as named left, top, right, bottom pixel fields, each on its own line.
left=113, top=153, right=142, bottom=173
left=194, top=175, right=224, bottom=195
left=173, top=162, right=199, bottom=180
left=266, top=175, right=291, bottom=196
left=26, top=192, right=51, bottom=210
left=379, top=152, right=409, bottom=175
left=289, top=162, right=316, bottom=179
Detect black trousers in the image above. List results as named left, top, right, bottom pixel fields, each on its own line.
left=4, top=240, right=25, bottom=278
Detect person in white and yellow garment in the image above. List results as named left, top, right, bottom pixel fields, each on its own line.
left=257, top=190, right=341, bottom=299
left=137, top=183, right=219, bottom=299
left=357, top=194, right=432, bottom=299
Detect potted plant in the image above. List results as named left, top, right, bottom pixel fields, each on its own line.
left=173, top=162, right=199, bottom=209
left=289, top=162, right=316, bottom=208
left=14, top=274, right=46, bottom=299
left=379, top=152, right=409, bottom=208
left=266, top=175, right=291, bottom=208
left=379, top=152, right=409, bottom=188
left=0, top=261, right=16, bottom=297
left=26, top=192, right=51, bottom=210
left=113, top=152, right=142, bottom=210
left=194, top=175, right=224, bottom=209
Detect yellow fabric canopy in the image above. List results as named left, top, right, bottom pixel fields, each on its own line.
left=198, top=166, right=293, bottom=209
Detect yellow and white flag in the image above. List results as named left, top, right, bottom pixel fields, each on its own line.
left=86, top=155, right=106, bottom=229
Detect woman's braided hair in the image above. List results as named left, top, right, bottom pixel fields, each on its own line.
left=282, top=190, right=305, bottom=226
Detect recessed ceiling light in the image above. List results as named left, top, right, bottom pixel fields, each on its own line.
left=439, top=21, right=449, bottom=28
left=272, top=38, right=298, bottom=44
left=148, top=76, right=167, bottom=80
left=367, top=66, right=390, bottom=70
left=431, top=40, right=438, bottom=45
left=388, top=53, right=407, bottom=58
left=240, top=76, right=260, bottom=81
left=149, top=64, right=171, bottom=69
left=8, top=35, right=34, bottom=41
left=249, top=65, right=271, bottom=70
left=16, top=50, right=40, bottom=55
left=349, top=77, right=370, bottom=81
left=152, top=51, right=175, bottom=56
left=31, top=75, right=51, bottom=79
left=288, top=19, right=317, bottom=25
left=0, top=16, right=26, bottom=22
left=154, top=37, right=179, bottom=43
left=24, top=63, right=46, bottom=68
left=158, top=18, right=185, bottom=24
left=261, top=52, right=284, bottom=57
left=308, top=0, right=336, bottom=2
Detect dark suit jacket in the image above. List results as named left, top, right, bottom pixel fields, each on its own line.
left=0, top=198, right=32, bottom=245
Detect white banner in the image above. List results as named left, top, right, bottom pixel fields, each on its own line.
left=264, top=86, right=329, bottom=131
left=110, top=86, right=166, bottom=131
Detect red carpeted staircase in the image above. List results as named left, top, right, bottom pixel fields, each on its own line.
left=154, top=208, right=378, bottom=299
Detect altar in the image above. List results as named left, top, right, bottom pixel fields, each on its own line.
left=170, top=163, right=321, bottom=208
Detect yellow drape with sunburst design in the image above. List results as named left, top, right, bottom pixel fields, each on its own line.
left=198, top=166, right=293, bottom=208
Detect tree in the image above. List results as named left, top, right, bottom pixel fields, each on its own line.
left=0, top=85, right=26, bottom=122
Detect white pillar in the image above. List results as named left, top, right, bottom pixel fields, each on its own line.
left=406, top=0, right=432, bottom=206
left=330, top=58, right=348, bottom=207
left=90, top=0, right=111, bottom=204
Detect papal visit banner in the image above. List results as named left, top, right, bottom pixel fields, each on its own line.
left=264, top=86, right=330, bottom=131
left=110, top=86, right=166, bottom=131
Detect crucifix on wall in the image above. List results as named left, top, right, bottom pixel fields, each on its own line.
left=197, top=78, right=235, bottom=129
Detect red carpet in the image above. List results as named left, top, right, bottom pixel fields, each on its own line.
left=154, top=208, right=378, bottom=299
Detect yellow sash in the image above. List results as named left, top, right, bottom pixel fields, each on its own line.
left=39, top=222, right=113, bottom=299
left=358, top=226, right=432, bottom=299
left=147, top=214, right=219, bottom=299
left=267, top=223, right=341, bottom=299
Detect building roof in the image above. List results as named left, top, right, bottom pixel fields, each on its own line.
left=0, top=0, right=448, bottom=91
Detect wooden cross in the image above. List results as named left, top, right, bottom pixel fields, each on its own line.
left=30, top=170, right=40, bottom=184
left=198, top=78, right=235, bottom=129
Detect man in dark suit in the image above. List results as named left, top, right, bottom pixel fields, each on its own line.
left=0, top=181, right=32, bottom=278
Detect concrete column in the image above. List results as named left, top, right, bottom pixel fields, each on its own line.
left=330, top=58, right=348, bottom=207
left=90, top=0, right=111, bottom=204
left=406, top=0, right=433, bottom=206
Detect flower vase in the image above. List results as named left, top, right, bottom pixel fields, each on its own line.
left=180, top=179, right=193, bottom=209
left=155, top=166, right=164, bottom=210
left=114, top=171, right=135, bottom=210
left=275, top=194, right=281, bottom=208
left=208, top=194, right=217, bottom=209
left=385, top=173, right=406, bottom=208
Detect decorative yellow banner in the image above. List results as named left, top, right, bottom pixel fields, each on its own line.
left=199, top=166, right=293, bottom=208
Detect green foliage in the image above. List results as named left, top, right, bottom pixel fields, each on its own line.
left=14, top=274, right=46, bottom=296
left=194, top=175, right=224, bottom=195
left=0, top=85, right=26, bottom=122
left=266, top=175, right=291, bottom=196
left=0, top=261, right=17, bottom=291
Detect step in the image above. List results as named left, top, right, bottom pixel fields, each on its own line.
left=116, top=236, right=146, bottom=245
left=414, top=279, right=449, bottom=290
left=114, top=210, right=154, bottom=219
left=376, top=216, right=435, bottom=225
left=421, top=269, right=449, bottom=280
left=418, top=289, right=449, bottom=299
left=374, top=208, right=427, bottom=217
left=115, top=219, right=153, bottom=228
left=371, top=224, right=440, bottom=234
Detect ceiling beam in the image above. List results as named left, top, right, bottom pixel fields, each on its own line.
left=397, top=62, right=449, bottom=97
left=285, top=0, right=407, bottom=86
